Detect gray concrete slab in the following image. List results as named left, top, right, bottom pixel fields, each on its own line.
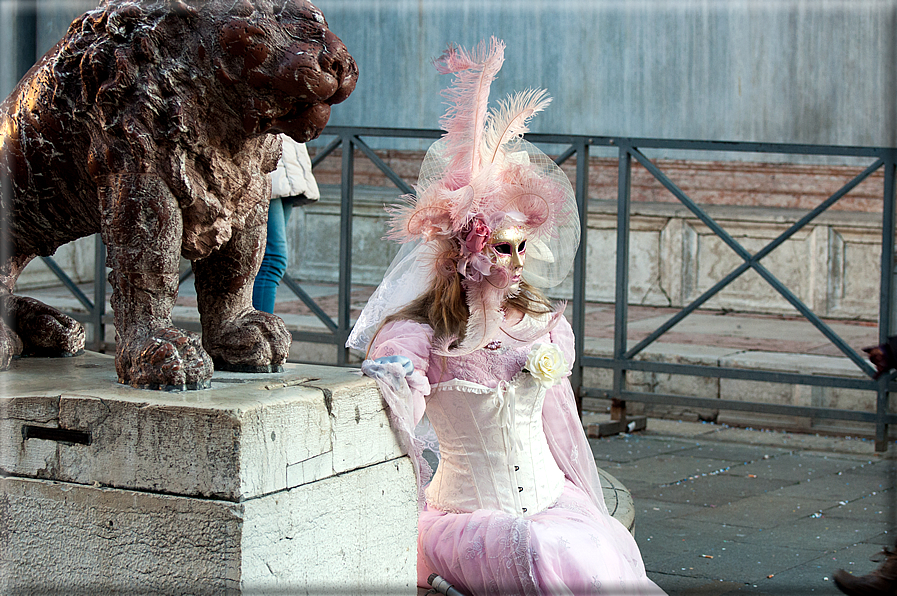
left=770, top=470, right=895, bottom=502
left=679, top=493, right=837, bottom=529
left=647, top=537, right=828, bottom=585
left=829, top=543, right=894, bottom=583
left=734, top=515, right=891, bottom=551
left=720, top=454, right=865, bottom=482
left=652, top=474, right=796, bottom=506
left=823, top=491, right=895, bottom=521
left=642, top=576, right=753, bottom=596
left=611, top=454, right=752, bottom=486
left=674, top=442, right=795, bottom=463
left=590, top=423, right=897, bottom=595
left=632, top=497, right=709, bottom=530
left=589, top=435, right=699, bottom=464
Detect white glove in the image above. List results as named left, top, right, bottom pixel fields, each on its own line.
left=373, top=355, right=414, bottom=376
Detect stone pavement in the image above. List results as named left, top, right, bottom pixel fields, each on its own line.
left=591, top=417, right=896, bottom=595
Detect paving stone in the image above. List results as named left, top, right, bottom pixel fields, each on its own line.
left=644, top=518, right=765, bottom=549
left=835, top=459, right=896, bottom=476
left=710, top=427, right=883, bottom=456
left=735, top=558, right=844, bottom=595
left=646, top=538, right=827, bottom=585
left=643, top=574, right=748, bottom=596
left=608, top=454, right=745, bottom=486
left=721, top=453, right=861, bottom=481
left=675, top=442, right=793, bottom=463
left=653, top=474, right=796, bottom=506
left=631, top=498, right=716, bottom=535
left=733, top=514, right=891, bottom=551
left=589, top=435, right=697, bottom=463
left=866, top=530, right=896, bottom=546
left=770, top=470, right=895, bottom=502
left=820, top=491, right=896, bottom=528
left=829, top=543, right=894, bottom=580
left=678, top=494, right=836, bottom=529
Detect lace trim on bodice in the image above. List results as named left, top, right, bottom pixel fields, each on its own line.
left=436, top=343, right=529, bottom=384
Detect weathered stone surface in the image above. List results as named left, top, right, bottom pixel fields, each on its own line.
left=0, top=475, right=244, bottom=595
left=0, top=352, right=402, bottom=501
left=241, top=457, right=417, bottom=594
left=0, top=0, right=357, bottom=389
left=597, top=467, right=635, bottom=534
left=0, top=351, right=417, bottom=594
left=1, top=458, right=417, bottom=595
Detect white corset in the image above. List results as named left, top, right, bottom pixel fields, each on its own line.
left=424, top=372, right=565, bottom=517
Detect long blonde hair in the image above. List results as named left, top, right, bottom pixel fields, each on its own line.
left=369, top=273, right=553, bottom=356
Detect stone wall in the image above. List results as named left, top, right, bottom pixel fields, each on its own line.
left=311, top=0, right=897, bottom=149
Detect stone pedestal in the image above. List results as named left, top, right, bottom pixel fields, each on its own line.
left=0, top=351, right=417, bottom=595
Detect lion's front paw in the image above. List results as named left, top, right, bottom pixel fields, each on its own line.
left=204, top=310, right=291, bottom=373
left=117, top=327, right=213, bottom=391
left=9, top=296, right=85, bottom=357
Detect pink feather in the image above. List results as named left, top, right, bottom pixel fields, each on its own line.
left=433, top=37, right=505, bottom=185
left=482, top=88, right=552, bottom=165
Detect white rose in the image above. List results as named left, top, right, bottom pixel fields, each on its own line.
left=525, top=343, right=569, bottom=387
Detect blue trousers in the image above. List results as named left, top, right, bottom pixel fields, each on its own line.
left=252, top=198, right=293, bottom=314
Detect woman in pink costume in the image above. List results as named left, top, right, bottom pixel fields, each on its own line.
left=348, top=38, right=665, bottom=596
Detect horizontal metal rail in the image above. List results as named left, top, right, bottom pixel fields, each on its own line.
left=36, top=126, right=897, bottom=450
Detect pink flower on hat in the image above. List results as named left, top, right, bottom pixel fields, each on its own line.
left=464, top=216, right=491, bottom=255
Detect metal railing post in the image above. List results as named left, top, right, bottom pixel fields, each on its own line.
left=876, top=150, right=897, bottom=451
left=612, top=145, right=633, bottom=419
left=570, top=139, right=589, bottom=416
left=337, top=133, right=355, bottom=365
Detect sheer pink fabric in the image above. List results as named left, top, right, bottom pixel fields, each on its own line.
left=364, top=316, right=665, bottom=596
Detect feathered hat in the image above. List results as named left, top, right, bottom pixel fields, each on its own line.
left=347, top=38, right=580, bottom=354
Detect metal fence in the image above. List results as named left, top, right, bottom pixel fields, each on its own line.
left=41, top=126, right=897, bottom=451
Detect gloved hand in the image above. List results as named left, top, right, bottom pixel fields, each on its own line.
left=373, top=355, right=414, bottom=377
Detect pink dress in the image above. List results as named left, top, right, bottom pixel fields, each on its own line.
left=366, top=314, right=665, bottom=596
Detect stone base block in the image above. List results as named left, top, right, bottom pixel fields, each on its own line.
left=0, top=351, right=417, bottom=595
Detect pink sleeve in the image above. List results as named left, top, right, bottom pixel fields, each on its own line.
left=368, top=319, right=433, bottom=424
left=549, top=314, right=576, bottom=369
left=362, top=320, right=436, bottom=508
left=369, top=320, right=433, bottom=378
left=543, top=317, right=609, bottom=514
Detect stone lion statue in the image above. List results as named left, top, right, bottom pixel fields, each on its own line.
left=0, top=0, right=357, bottom=389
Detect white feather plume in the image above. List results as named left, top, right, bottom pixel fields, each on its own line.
left=482, top=88, right=552, bottom=166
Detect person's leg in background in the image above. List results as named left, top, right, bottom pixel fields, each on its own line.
left=252, top=197, right=293, bottom=314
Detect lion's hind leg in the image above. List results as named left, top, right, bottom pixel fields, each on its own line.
left=3, top=294, right=85, bottom=358
left=192, top=204, right=291, bottom=373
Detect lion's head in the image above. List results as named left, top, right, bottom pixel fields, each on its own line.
left=68, top=0, right=357, bottom=157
